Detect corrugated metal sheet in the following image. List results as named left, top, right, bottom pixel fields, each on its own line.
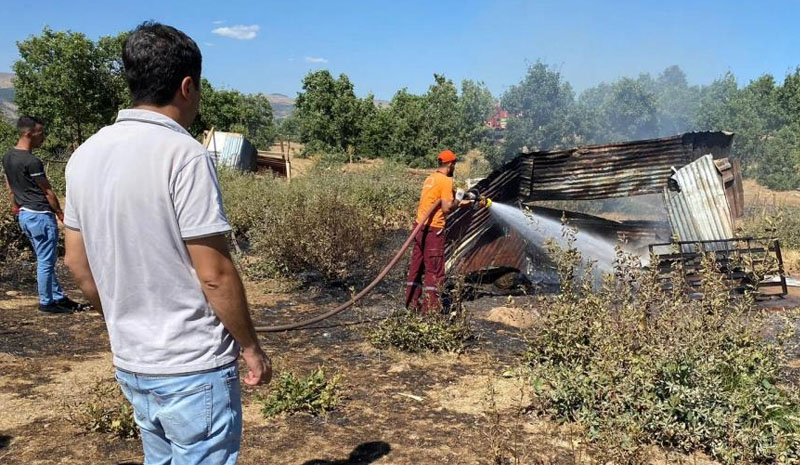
left=519, top=132, right=734, bottom=200
left=450, top=227, right=528, bottom=275
left=663, top=154, right=733, bottom=246
left=207, top=132, right=257, bottom=172
left=444, top=131, right=736, bottom=275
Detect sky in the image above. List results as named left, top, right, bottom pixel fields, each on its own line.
left=0, top=0, right=798, bottom=100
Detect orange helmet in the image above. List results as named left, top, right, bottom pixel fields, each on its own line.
left=437, top=149, right=457, bottom=164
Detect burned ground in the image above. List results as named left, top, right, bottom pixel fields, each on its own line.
left=1, top=263, right=798, bottom=465
left=0, top=266, right=569, bottom=465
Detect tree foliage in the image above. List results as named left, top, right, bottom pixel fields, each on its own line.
left=501, top=63, right=577, bottom=161
left=13, top=27, right=127, bottom=151
left=294, top=70, right=365, bottom=155
left=13, top=27, right=276, bottom=153
left=695, top=68, right=799, bottom=189
left=0, top=119, right=16, bottom=154
left=294, top=70, right=496, bottom=166
left=190, top=79, right=276, bottom=150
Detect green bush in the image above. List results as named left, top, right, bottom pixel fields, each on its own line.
left=218, top=161, right=420, bottom=282
left=524, top=232, right=800, bottom=464
left=739, top=204, right=800, bottom=249
left=258, top=367, right=341, bottom=417
left=0, top=184, right=28, bottom=265
left=370, top=309, right=473, bottom=353
left=66, top=378, right=139, bottom=439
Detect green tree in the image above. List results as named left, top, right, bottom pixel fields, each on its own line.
left=777, top=67, right=800, bottom=122
left=578, top=76, right=658, bottom=142
left=695, top=72, right=740, bottom=132
left=654, top=65, right=702, bottom=136
left=381, top=89, right=430, bottom=165
left=294, top=70, right=363, bottom=154
left=458, top=79, right=495, bottom=150
left=239, top=94, right=276, bottom=150
left=192, top=79, right=275, bottom=149
left=754, top=124, right=800, bottom=190
left=13, top=27, right=127, bottom=151
left=425, top=74, right=461, bottom=154
left=0, top=119, right=17, bottom=154
left=501, top=62, right=577, bottom=162
left=276, top=113, right=301, bottom=142
left=695, top=73, right=787, bottom=178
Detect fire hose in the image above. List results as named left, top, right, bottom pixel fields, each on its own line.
left=253, top=188, right=492, bottom=332
left=253, top=200, right=443, bottom=332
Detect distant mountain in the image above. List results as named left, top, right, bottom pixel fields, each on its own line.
left=0, top=72, right=16, bottom=122
left=265, top=93, right=295, bottom=119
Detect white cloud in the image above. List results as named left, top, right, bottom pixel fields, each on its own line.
left=304, top=56, right=328, bottom=64
left=211, top=25, right=259, bottom=40
left=204, top=42, right=215, bottom=47
left=212, top=20, right=225, bottom=25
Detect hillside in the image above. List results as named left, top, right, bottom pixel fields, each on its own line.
left=265, top=93, right=295, bottom=119
left=0, top=72, right=16, bottom=121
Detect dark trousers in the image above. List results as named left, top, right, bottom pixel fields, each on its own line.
left=405, top=224, right=446, bottom=313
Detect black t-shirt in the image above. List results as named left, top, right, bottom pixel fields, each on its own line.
left=1, top=148, right=51, bottom=212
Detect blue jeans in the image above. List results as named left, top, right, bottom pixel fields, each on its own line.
left=115, top=363, right=242, bottom=465
left=18, top=210, right=65, bottom=306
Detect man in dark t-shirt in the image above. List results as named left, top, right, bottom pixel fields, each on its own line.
left=2, top=116, right=80, bottom=314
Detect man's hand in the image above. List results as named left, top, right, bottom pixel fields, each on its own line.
left=11, top=205, right=20, bottom=215
left=185, top=234, right=271, bottom=386
left=241, top=346, right=272, bottom=386
left=33, top=176, right=63, bottom=220
left=458, top=199, right=473, bottom=208
left=64, top=228, right=104, bottom=315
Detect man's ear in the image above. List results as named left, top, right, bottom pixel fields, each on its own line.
left=179, top=76, right=195, bottom=101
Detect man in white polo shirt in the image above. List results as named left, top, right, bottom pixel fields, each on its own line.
left=63, top=22, right=270, bottom=464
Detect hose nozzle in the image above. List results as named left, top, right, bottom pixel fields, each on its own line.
left=464, top=187, right=492, bottom=209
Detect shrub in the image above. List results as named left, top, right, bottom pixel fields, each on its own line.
left=218, top=161, right=420, bottom=283
left=258, top=367, right=341, bottom=417
left=370, top=309, right=473, bottom=353
left=738, top=203, right=800, bottom=250
left=66, top=378, right=138, bottom=439
left=0, top=184, right=28, bottom=265
left=524, top=231, right=800, bottom=464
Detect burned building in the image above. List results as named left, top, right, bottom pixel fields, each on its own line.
left=444, top=131, right=787, bottom=297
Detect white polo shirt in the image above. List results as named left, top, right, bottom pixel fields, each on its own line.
left=64, top=109, right=238, bottom=375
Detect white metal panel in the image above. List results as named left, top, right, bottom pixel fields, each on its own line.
left=663, top=154, right=733, bottom=249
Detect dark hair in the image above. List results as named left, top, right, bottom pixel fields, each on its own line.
left=122, top=22, right=202, bottom=106
left=17, top=116, right=43, bottom=135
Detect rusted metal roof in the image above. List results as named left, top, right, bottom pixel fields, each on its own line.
left=519, top=132, right=734, bottom=200
left=664, top=154, right=734, bottom=247
left=444, top=131, right=736, bottom=275
left=450, top=226, right=528, bottom=275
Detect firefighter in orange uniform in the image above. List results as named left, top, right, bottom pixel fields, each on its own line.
left=405, top=149, right=471, bottom=313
